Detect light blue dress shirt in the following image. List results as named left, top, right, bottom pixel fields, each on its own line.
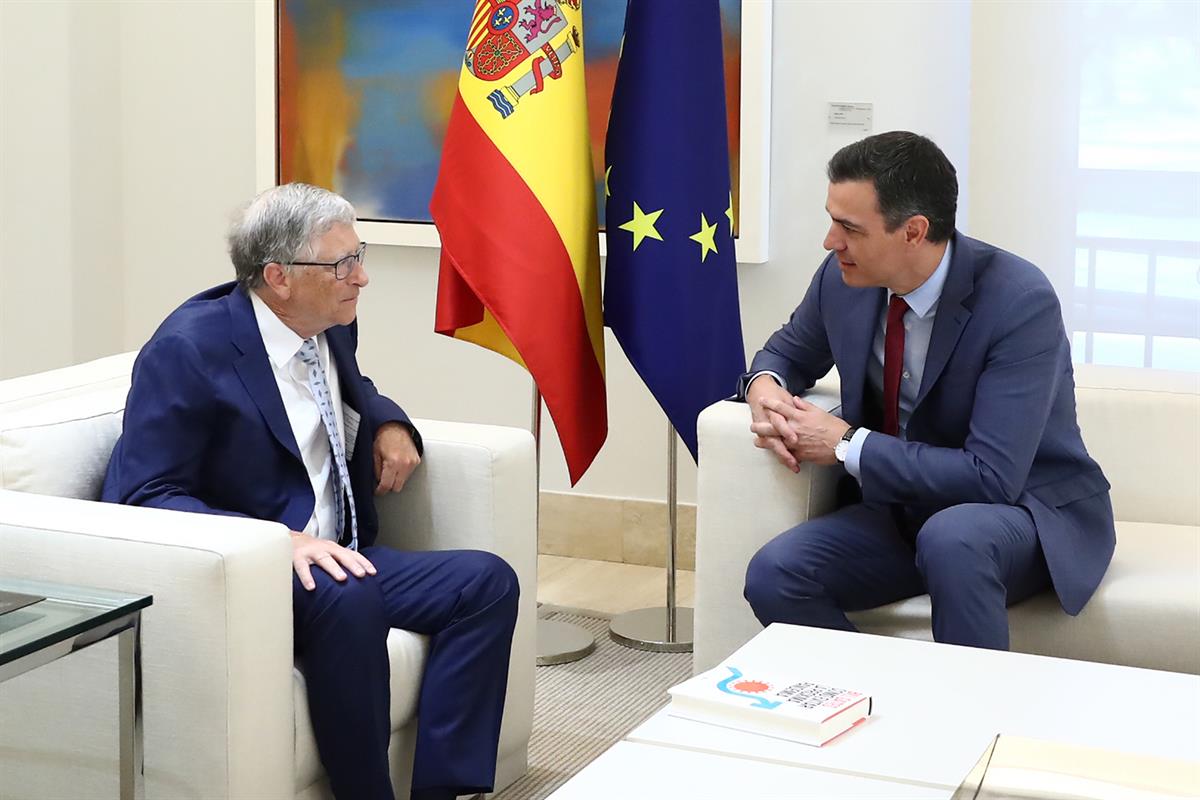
left=844, top=241, right=953, bottom=478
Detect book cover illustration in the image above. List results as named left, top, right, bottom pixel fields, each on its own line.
left=668, top=665, right=872, bottom=745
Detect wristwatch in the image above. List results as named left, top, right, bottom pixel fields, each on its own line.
left=834, top=426, right=859, bottom=463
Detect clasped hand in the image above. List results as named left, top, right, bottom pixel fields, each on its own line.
left=747, top=376, right=849, bottom=471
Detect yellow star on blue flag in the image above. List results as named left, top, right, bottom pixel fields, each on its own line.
left=690, top=213, right=719, bottom=262
left=619, top=201, right=664, bottom=251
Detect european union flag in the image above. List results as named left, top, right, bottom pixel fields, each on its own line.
left=603, top=0, right=745, bottom=460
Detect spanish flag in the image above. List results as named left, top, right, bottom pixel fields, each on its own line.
left=431, top=0, right=606, bottom=485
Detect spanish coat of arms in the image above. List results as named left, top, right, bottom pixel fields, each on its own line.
left=465, top=0, right=582, bottom=118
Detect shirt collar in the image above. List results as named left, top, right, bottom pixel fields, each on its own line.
left=250, top=290, right=309, bottom=369
left=890, top=239, right=953, bottom=319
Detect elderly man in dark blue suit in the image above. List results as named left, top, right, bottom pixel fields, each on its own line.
left=742, top=132, right=1114, bottom=650
left=103, top=183, right=517, bottom=800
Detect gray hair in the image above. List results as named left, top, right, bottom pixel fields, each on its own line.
left=228, top=183, right=356, bottom=290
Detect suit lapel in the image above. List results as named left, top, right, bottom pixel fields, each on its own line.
left=838, top=287, right=886, bottom=424
left=326, top=326, right=363, bottom=414
left=915, top=234, right=974, bottom=408
left=227, top=288, right=303, bottom=462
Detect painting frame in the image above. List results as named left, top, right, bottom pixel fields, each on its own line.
left=254, top=0, right=771, bottom=262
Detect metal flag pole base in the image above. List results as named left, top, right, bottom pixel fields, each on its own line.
left=531, top=386, right=596, bottom=666
left=609, top=606, right=693, bottom=653
left=537, top=615, right=597, bottom=665
left=610, top=420, right=693, bottom=653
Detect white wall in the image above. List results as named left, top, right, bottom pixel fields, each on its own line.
left=118, top=1, right=259, bottom=348
left=1, top=0, right=125, bottom=379
left=969, top=1, right=1081, bottom=293
left=0, top=0, right=255, bottom=378
left=0, top=0, right=972, bottom=504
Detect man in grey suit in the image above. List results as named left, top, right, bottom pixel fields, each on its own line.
left=742, top=132, right=1114, bottom=649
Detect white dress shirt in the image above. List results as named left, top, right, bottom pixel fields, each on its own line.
left=250, top=291, right=347, bottom=540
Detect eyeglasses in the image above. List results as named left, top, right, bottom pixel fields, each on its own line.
left=283, top=242, right=367, bottom=280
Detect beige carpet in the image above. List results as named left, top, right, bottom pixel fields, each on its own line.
left=493, top=610, right=693, bottom=800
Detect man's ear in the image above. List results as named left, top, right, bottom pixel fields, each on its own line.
left=261, top=262, right=291, bottom=300
left=904, top=215, right=930, bottom=247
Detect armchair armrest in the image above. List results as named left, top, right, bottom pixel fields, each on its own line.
left=372, top=419, right=537, bottom=789
left=0, top=488, right=295, bottom=799
left=694, top=383, right=843, bottom=673
left=373, top=419, right=535, bottom=560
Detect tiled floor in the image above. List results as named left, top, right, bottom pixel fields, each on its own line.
left=536, top=554, right=695, bottom=616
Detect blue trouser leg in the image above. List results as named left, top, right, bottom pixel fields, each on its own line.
left=363, top=547, right=518, bottom=799
left=915, top=503, right=1050, bottom=650
left=293, top=546, right=519, bottom=800
left=744, top=502, right=1051, bottom=650
left=293, top=563, right=395, bottom=800
left=744, top=503, right=925, bottom=631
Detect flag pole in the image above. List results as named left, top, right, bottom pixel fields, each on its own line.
left=608, top=419, right=694, bottom=652
left=666, top=417, right=678, bottom=640
left=532, top=384, right=597, bottom=666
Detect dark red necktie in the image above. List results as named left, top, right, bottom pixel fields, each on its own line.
left=882, top=295, right=909, bottom=437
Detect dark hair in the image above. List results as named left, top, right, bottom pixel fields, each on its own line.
left=826, top=132, right=958, bottom=243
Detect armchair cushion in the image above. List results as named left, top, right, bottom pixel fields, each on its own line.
left=0, top=352, right=134, bottom=499
left=1007, top=521, right=1200, bottom=673
left=845, top=520, right=1200, bottom=674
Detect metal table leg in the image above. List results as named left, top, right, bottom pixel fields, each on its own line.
left=117, top=614, right=144, bottom=800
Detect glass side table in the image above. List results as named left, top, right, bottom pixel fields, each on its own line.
left=0, top=577, right=152, bottom=800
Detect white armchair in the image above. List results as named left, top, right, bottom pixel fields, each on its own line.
left=0, top=352, right=536, bottom=799
left=695, top=367, right=1200, bottom=676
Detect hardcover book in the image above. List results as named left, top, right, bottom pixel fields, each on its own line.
left=667, top=662, right=872, bottom=747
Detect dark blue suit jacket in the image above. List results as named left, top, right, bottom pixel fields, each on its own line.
left=740, top=234, right=1114, bottom=615
left=102, top=282, right=421, bottom=548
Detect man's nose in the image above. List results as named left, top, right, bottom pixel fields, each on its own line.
left=350, top=261, right=369, bottom=287
left=823, top=225, right=843, bottom=252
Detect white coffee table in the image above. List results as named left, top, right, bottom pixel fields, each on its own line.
left=552, top=739, right=946, bottom=799
left=548, top=624, right=1200, bottom=798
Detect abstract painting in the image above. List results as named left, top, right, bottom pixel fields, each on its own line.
left=277, top=0, right=743, bottom=231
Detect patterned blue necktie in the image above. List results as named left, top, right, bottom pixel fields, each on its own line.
left=298, top=338, right=358, bottom=551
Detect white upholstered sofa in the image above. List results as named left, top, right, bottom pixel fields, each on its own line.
left=694, top=365, right=1200, bottom=676
left=0, top=351, right=536, bottom=799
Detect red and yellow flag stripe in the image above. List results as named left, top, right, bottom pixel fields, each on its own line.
left=432, top=0, right=606, bottom=484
